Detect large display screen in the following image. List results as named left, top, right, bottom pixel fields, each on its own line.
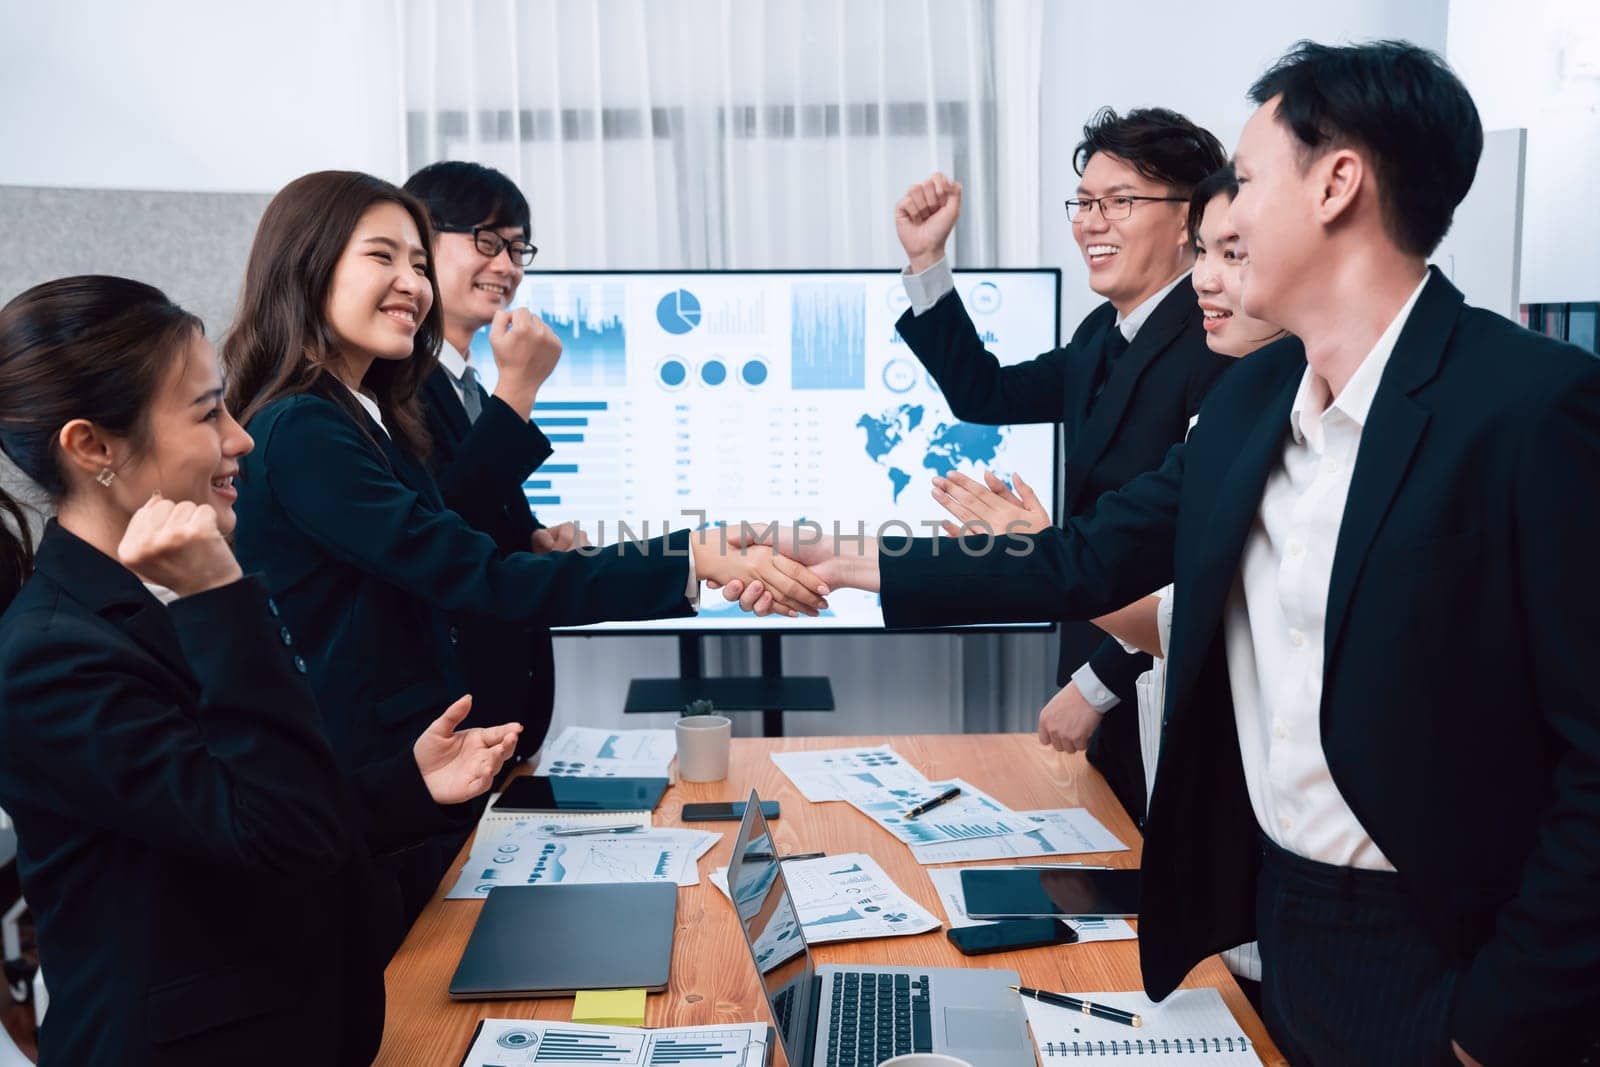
left=465, top=269, right=1061, bottom=632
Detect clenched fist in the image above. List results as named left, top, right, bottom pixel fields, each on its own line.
left=490, top=307, right=563, bottom=419
left=117, top=494, right=243, bottom=598
left=895, top=172, right=964, bottom=273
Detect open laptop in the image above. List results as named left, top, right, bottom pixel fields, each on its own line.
left=726, top=789, right=1034, bottom=1067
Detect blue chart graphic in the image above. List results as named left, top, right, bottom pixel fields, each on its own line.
left=812, top=907, right=864, bottom=926
left=657, top=289, right=702, bottom=334
left=700, top=359, right=727, bottom=386
left=537, top=1029, right=641, bottom=1061
left=791, top=283, right=866, bottom=389
left=658, top=358, right=688, bottom=389
left=526, top=283, right=628, bottom=388
left=596, top=734, right=624, bottom=759
left=741, top=359, right=769, bottom=386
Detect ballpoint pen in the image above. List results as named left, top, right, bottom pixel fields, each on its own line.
left=904, top=785, right=962, bottom=820
left=548, top=823, right=645, bottom=836
left=1011, top=985, right=1142, bottom=1028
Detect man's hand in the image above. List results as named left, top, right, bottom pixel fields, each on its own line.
left=934, top=470, right=1049, bottom=537
left=895, top=172, right=963, bottom=274
left=1452, top=1041, right=1483, bottom=1067
left=489, top=307, right=562, bottom=419
left=1037, top=682, right=1103, bottom=754
left=708, top=524, right=881, bottom=613
left=413, top=695, right=522, bottom=805
left=530, top=521, right=590, bottom=554
left=690, top=529, right=831, bottom=618
left=118, top=494, right=243, bottom=598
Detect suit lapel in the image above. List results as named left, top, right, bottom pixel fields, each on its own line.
left=423, top=368, right=471, bottom=445
left=1063, top=287, right=1193, bottom=514
left=1323, top=270, right=1458, bottom=666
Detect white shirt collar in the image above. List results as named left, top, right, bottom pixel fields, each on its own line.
left=338, top=378, right=390, bottom=436
left=1115, top=272, right=1188, bottom=342
left=437, top=338, right=469, bottom=382
left=1289, top=273, right=1429, bottom=445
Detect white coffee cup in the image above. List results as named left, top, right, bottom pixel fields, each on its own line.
left=877, top=1056, right=974, bottom=1067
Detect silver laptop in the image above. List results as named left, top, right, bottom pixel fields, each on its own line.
left=726, top=789, right=1035, bottom=1067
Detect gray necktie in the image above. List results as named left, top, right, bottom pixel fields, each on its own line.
left=459, top=364, right=484, bottom=424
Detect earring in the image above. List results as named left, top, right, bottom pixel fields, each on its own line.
left=96, top=468, right=116, bottom=487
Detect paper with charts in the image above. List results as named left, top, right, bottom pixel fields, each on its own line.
left=463, top=1019, right=770, bottom=1066
left=839, top=776, right=1029, bottom=847
left=769, top=745, right=932, bottom=802
left=535, top=726, right=677, bottom=778
left=710, top=852, right=941, bottom=944
left=1022, top=987, right=1260, bottom=1063
left=926, top=866, right=1135, bottom=944
left=447, top=821, right=718, bottom=899
left=909, top=807, right=1128, bottom=865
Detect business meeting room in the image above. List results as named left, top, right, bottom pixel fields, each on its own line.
left=1, top=0, right=1597, bottom=1064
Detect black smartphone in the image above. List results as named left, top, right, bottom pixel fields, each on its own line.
left=681, top=800, right=780, bottom=822
left=961, top=866, right=1141, bottom=919
left=946, top=919, right=1079, bottom=956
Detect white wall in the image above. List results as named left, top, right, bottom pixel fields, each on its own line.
left=1448, top=0, right=1600, bottom=304
left=1038, top=0, right=1452, bottom=327
left=0, top=0, right=406, bottom=192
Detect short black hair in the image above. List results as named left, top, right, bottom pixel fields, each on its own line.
left=1073, top=108, right=1228, bottom=198
left=402, top=161, right=531, bottom=235
left=1248, top=40, right=1482, bottom=257
left=1187, top=165, right=1240, bottom=249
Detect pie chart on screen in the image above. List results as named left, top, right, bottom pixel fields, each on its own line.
left=656, top=289, right=702, bottom=334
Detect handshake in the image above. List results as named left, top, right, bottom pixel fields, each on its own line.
left=691, top=468, right=1050, bottom=618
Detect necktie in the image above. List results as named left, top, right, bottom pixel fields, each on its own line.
left=459, top=364, right=484, bottom=424
left=1090, top=323, right=1131, bottom=406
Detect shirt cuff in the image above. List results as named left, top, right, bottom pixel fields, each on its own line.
left=902, top=257, right=955, bottom=316
left=684, top=543, right=700, bottom=607
left=1072, top=662, right=1122, bottom=713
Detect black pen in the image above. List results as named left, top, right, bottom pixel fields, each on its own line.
left=1011, top=986, right=1142, bottom=1028
left=904, top=786, right=962, bottom=820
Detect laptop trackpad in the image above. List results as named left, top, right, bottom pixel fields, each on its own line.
left=943, top=1007, right=1026, bottom=1049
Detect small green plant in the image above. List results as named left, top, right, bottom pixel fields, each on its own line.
left=681, top=698, right=717, bottom=718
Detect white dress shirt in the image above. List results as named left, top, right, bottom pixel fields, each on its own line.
left=338, top=379, right=390, bottom=437
left=1224, top=273, right=1428, bottom=870
left=904, top=258, right=1187, bottom=713
left=436, top=340, right=476, bottom=409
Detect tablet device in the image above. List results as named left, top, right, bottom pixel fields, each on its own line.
left=449, top=883, right=677, bottom=998
left=491, top=775, right=668, bottom=813
left=960, top=866, right=1141, bottom=919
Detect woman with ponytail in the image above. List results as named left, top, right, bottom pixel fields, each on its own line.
left=0, top=276, right=519, bottom=1064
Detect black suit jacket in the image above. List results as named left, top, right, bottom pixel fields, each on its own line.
left=894, top=280, right=1232, bottom=695
left=232, top=379, right=695, bottom=773
left=0, top=523, right=459, bottom=1065
left=879, top=271, right=1600, bottom=1063
left=420, top=368, right=555, bottom=759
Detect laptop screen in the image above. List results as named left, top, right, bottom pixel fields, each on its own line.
left=727, top=788, right=816, bottom=1061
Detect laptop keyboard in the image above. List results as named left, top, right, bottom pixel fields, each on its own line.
left=824, top=971, right=933, bottom=1066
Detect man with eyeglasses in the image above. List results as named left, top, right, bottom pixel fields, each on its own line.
left=398, top=160, right=579, bottom=922
left=894, top=108, right=1231, bottom=824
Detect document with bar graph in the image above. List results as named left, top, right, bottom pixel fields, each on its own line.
left=836, top=777, right=1030, bottom=848
left=458, top=1019, right=771, bottom=1066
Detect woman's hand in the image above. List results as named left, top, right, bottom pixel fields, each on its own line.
left=708, top=524, right=881, bottom=613
left=932, top=471, right=1050, bottom=537
left=117, top=493, right=243, bottom=598
left=691, top=529, right=831, bottom=618
left=413, top=695, right=522, bottom=805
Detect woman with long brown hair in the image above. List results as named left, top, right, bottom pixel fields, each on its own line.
left=0, top=276, right=519, bottom=1063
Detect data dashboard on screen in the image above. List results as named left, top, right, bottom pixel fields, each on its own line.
left=464, top=269, right=1061, bottom=632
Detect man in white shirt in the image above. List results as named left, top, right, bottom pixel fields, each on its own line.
left=744, top=39, right=1600, bottom=1066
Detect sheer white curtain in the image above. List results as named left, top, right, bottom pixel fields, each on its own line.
left=397, top=0, right=1052, bottom=736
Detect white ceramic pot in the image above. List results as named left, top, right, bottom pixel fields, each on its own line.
left=675, top=715, right=732, bottom=782
left=877, top=1055, right=974, bottom=1067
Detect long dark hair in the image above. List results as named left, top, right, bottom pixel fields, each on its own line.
left=0, top=276, right=202, bottom=608
left=223, top=171, right=442, bottom=460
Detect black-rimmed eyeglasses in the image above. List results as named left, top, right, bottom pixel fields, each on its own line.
left=1065, top=195, right=1186, bottom=222
left=436, top=225, right=539, bottom=266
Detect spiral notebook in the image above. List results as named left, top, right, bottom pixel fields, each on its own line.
left=1022, top=988, right=1260, bottom=1063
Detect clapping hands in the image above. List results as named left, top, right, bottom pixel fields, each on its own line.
left=413, top=695, right=522, bottom=805
left=932, top=471, right=1050, bottom=537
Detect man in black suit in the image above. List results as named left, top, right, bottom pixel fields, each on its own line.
left=751, top=41, right=1600, bottom=1065
left=892, top=109, right=1232, bottom=824
left=404, top=162, right=578, bottom=766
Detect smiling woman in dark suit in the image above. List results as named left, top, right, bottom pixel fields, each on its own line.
left=0, top=277, right=519, bottom=1064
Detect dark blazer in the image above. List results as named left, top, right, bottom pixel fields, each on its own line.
left=420, top=368, right=556, bottom=759
left=896, top=280, right=1232, bottom=821
left=879, top=271, right=1600, bottom=1063
left=232, top=378, right=694, bottom=773
left=0, top=523, right=458, bottom=1065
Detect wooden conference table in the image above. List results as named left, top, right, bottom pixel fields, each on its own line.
left=378, top=734, right=1285, bottom=1065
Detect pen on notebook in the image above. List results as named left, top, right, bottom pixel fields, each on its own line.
left=548, top=824, right=644, bottom=837
left=1011, top=986, right=1142, bottom=1028
left=904, top=786, right=962, bottom=820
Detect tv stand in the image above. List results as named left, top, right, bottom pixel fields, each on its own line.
left=623, top=634, right=835, bottom=737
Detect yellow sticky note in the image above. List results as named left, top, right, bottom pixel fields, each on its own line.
left=572, top=988, right=647, bottom=1027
